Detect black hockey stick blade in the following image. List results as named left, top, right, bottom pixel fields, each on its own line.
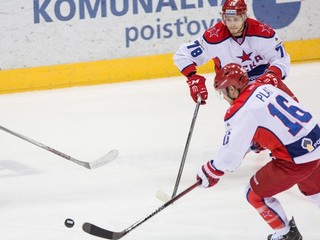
left=83, top=223, right=127, bottom=240
left=82, top=180, right=201, bottom=239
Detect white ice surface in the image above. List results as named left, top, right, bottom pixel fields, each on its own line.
left=0, top=62, right=319, bottom=240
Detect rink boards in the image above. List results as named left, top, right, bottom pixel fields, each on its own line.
left=0, top=38, right=319, bottom=94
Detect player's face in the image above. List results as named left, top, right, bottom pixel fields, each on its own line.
left=224, top=15, right=245, bottom=36
left=219, top=86, right=239, bottom=105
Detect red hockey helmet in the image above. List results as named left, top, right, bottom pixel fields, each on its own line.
left=214, top=63, right=249, bottom=91
left=222, top=0, right=247, bottom=16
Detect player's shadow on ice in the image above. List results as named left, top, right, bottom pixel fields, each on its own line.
left=0, top=159, right=39, bottom=179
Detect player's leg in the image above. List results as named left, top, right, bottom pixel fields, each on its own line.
left=246, top=186, right=289, bottom=230
left=297, top=159, right=320, bottom=207
left=246, top=159, right=312, bottom=239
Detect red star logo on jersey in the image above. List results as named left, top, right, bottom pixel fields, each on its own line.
left=260, top=24, right=271, bottom=33
left=207, top=26, right=220, bottom=37
left=237, top=50, right=252, bottom=62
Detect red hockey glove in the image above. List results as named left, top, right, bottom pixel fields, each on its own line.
left=197, top=160, right=224, bottom=188
left=256, top=67, right=299, bottom=102
left=256, top=72, right=279, bottom=87
left=186, top=74, right=208, bottom=105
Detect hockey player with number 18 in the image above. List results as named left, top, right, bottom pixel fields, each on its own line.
left=196, top=63, right=320, bottom=240
left=173, top=0, right=297, bottom=105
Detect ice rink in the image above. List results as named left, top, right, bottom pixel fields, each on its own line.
left=0, top=62, right=319, bottom=240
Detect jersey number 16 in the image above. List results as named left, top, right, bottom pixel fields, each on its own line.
left=268, top=95, right=312, bottom=136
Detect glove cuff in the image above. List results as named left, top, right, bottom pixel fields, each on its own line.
left=204, top=160, right=224, bottom=179
left=182, top=64, right=197, bottom=77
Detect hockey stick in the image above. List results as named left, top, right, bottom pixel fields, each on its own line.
left=82, top=180, right=201, bottom=239
left=170, top=95, right=202, bottom=199
left=0, top=125, right=118, bottom=169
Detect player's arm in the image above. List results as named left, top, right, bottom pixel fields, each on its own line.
left=259, top=32, right=290, bottom=80
left=173, top=37, right=211, bottom=104
left=257, top=33, right=298, bottom=101
left=173, top=35, right=211, bottom=75
left=197, top=110, right=257, bottom=187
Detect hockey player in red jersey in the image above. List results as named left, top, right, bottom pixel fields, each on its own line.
left=196, top=63, right=320, bottom=240
left=173, top=0, right=297, bottom=105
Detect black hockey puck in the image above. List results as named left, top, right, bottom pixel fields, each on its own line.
left=64, top=218, right=75, bottom=228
